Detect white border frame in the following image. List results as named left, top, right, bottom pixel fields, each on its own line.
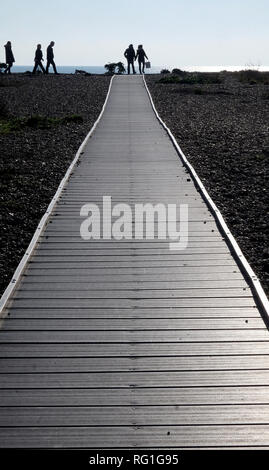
left=143, top=74, right=269, bottom=319
left=0, top=75, right=115, bottom=316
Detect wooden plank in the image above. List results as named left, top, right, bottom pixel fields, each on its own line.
left=1, top=425, right=269, bottom=448
left=32, top=241, right=229, bottom=248
left=5, top=307, right=260, bottom=319
left=2, top=318, right=264, bottom=331
left=25, top=265, right=242, bottom=273
left=53, top=206, right=212, bottom=214
left=1, top=355, right=268, bottom=373
left=14, top=288, right=251, bottom=299
left=1, top=370, right=269, bottom=389
left=27, top=260, right=237, bottom=267
left=35, top=248, right=230, bottom=256
left=1, top=404, right=269, bottom=427
left=45, top=227, right=219, bottom=235
left=0, top=386, right=268, bottom=406
left=57, top=204, right=209, bottom=210
left=37, top=239, right=225, bottom=245
left=0, top=329, right=268, bottom=343
left=39, top=236, right=224, bottom=242
left=58, top=195, right=209, bottom=200
left=1, top=342, right=268, bottom=357
left=46, top=220, right=218, bottom=226
left=22, top=273, right=246, bottom=282
left=30, top=254, right=234, bottom=261
left=18, top=280, right=249, bottom=290
left=9, top=298, right=257, bottom=308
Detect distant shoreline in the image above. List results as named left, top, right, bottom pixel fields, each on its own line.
left=5, top=65, right=269, bottom=74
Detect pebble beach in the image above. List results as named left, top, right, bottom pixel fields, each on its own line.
left=146, top=72, right=269, bottom=295
left=0, top=74, right=110, bottom=295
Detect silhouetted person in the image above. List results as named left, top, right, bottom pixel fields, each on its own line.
left=136, top=45, right=148, bottom=74
left=32, top=44, right=45, bottom=74
left=124, top=44, right=136, bottom=75
left=4, top=41, right=15, bottom=74
left=46, top=41, right=58, bottom=74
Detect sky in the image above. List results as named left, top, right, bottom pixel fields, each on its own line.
left=1, top=0, right=268, bottom=67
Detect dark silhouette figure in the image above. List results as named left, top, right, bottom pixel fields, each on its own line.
left=32, top=44, right=45, bottom=74
left=136, top=45, right=148, bottom=74
left=124, top=44, right=136, bottom=75
left=4, top=41, right=15, bottom=74
left=46, top=41, right=58, bottom=74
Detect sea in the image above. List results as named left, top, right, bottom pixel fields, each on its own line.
left=10, top=65, right=269, bottom=74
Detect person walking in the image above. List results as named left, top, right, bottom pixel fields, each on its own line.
left=136, top=45, right=148, bottom=74
left=124, top=44, right=136, bottom=75
left=32, top=44, right=45, bottom=74
left=4, top=41, right=15, bottom=74
left=45, top=41, right=58, bottom=74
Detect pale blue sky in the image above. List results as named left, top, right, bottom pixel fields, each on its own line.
left=1, top=0, right=268, bottom=67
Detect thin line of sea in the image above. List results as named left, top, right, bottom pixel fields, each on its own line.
left=10, top=65, right=269, bottom=74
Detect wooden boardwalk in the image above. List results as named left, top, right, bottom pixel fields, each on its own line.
left=0, top=75, right=269, bottom=448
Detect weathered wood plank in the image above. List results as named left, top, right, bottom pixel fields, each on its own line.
left=17, top=280, right=249, bottom=290
left=25, top=265, right=242, bottom=274
left=1, top=370, right=269, bottom=388
left=1, top=329, right=267, bottom=343
left=1, top=355, right=268, bottom=373
left=0, top=386, right=268, bottom=406
left=1, top=318, right=264, bottom=331
left=14, top=288, right=251, bottom=299
left=1, top=405, right=269, bottom=427
left=35, top=248, right=230, bottom=256
left=22, top=274, right=246, bottom=283
left=27, top=260, right=237, bottom=267
left=0, top=425, right=269, bottom=448
left=5, top=307, right=260, bottom=319
left=1, top=341, right=268, bottom=357
left=8, top=298, right=257, bottom=308
left=30, top=255, right=234, bottom=262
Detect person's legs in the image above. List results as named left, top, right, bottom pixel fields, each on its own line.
left=32, top=62, right=38, bottom=74
left=39, top=61, right=46, bottom=73
left=127, top=61, right=130, bottom=74
left=142, top=60, right=145, bottom=73
left=131, top=61, right=136, bottom=74
left=138, top=61, right=142, bottom=74
left=45, top=61, right=50, bottom=74
left=4, top=63, right=11, bottom=74
left=51, top=60, right=58, bottom=74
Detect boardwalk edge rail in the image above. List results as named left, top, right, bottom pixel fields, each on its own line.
left=143, top=74, right=269, bottom=320
left=0, top=75, right=115, bottom=317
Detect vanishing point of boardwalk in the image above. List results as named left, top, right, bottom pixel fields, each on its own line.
left=0, top=76, right=269, bottom=448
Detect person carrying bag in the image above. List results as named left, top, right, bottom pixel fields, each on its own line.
left=136, top=45, right=149, bottom=74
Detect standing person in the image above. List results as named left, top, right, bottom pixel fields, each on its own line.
left=32, top=44, right=45, bottom=74
left=136, top=45, right=148, bottom=74
left=46, top=41, right=58, bottom=74
left=124, top=44, right=136, bottom=75
left=4, top=41, right=15, bottom=74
